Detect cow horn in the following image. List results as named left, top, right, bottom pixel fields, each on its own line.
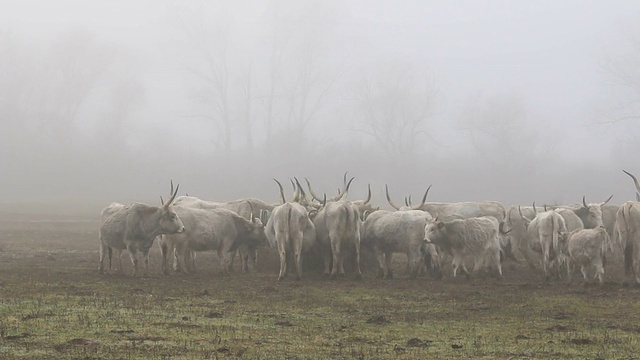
left=404, top=196, right=410, bottom=207
left=582, top=196, right=588, bottom=208
left=544, top=204, right=548, bottom=212
left=343, top=171, right=349, bottom=188
left=532, top=202, right=537, bottom=213
left=335, top=177, right=355, bottom=201
left=518, top=206, right=529, bottom=223
left=601, top=194, right=613, bottom=206
left=294, top=177, right=308, bottom=201
left=362, top=210, right=370, bottom=220
left=623, top=170, right=640, bottom=194
left=385, top=185, right=401, bottom=210
left=272, top=179, right=287, bottom=204
left=247, top=201, right=255, bottom=222
left=413, top=185, right=431, bottom=210
left=364, top=183, right=371, bottom=204
left=304, top=178, right=323, bottom=202
left=290, top=178, right=300, bottom=202
left=166, top=181, right=179, bottom=206
left=322, top=193, right=327, bottom=208
left=160, top=196, right=165, bottom=206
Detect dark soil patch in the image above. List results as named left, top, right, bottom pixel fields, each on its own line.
left=563, top=338, right=595, bottom=345
left=204, top=311, right=224, bottom=318
left=110, top=329, right=134, bottom=334
left=275, top=320, right=294, bottom=327
left=406, top=338, right=432, bottom=348
left=547, top=324, right=574, bottom=332
left=366, top=315, right=390, bottom=325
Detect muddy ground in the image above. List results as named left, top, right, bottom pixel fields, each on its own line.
left=0, top=213, right=639, bottom=359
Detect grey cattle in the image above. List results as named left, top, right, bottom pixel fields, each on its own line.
left=503, top=205, right=546, bottom=264
left=616, top=201, right=640, bottom=284
left=311, top=199, right=362, bottom=280
left=519, top=208, right=567, bottom=281
left=162, top=206, right=266, bottom=275
left=362, top=209, right=436, bottom=279
left=99, top=183, right=185, bottom=275
left=423, top=216, right=502, bottom=279
left=617, top=170, right=640, bottom=285
left=266, top=179, right=317, bottom=281
left=558, top=227, right=609, bottom=285
left=560, top=196, right=613, bottom=230
left=171, top=195, right=273, bottom=273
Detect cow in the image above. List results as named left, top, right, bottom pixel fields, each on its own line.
left=170, top=196, right=274, bottom=273
left=311, top=199, right=362, bottom=280
left=616, top=201, right=640, bottom=285
left=162, top=206, right=267, bottom=275
left=423, top=216, right=502, bottom=279
left=98, top=182, right=185, bottom=276
left=518, top=207, right=568, bottom=282
left=558, top=227, right=609, bottom=285
left=503, top=205, right=547, bottom=264
left=362, top=209, right=438, bottom=279
left=266, top=179, right=317, bottom=281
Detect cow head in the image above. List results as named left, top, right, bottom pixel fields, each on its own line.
left=159, top=180, right=185, bottom=234
left=423, top=217, right=446, bottom=246
left=572, top=195, right=612, bottom=229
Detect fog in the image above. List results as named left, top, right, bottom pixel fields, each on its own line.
left=2, top=0, right=640, bottom=213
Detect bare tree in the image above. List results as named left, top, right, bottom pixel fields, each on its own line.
left=176, top=4, right=233, bottom=154
left=351, top=61, right=438, bottom=160
left=601, top=33, right=640, bottom=123
left=458, top=93, right=541, bottom=171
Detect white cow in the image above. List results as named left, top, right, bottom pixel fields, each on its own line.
left=558, top=227, right=609, bottom=285
left=423, top=216, right=502, bottom=279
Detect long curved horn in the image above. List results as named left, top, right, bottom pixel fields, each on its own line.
left=304, top=178, right=323, bottom=202
left=582, top=196, right=588, bottom=208
left=623, top=170, right=640, bottom=194
left=294, top=177, right=308, bottom=202
left=160, top=196, right=165, bottom=206
left=247, top=201, right=255, bottom=222
left=273, top=178, right=287, bottom=204
left=385, top=184, right=401, bottom=210
left=532, top=201, right=537, bottom=213
left=343, top=171, right=349, bottom=188
left=363, top=183, right=371, bottom=204
left=322, top=193, right=327, bottom=208
left=404, top=196, right=410, bottom=207
left=518, top=206, right=531, bottom=224
left=290, top=178, right=300, bottom=202
left=335, top=177, right=355, bottom=201
left=166, top=182, right=179, bottom=206
left=412, top=185, right=431, bottom=210
left=601, top=194, right=614, bottom=206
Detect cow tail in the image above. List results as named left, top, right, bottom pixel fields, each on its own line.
left=623, top=203, right=633, bottom=277
left=286, top=205, right=293, bottom=249
left=552, top=213, right=559, bottom=255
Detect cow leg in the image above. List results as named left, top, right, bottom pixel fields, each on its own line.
left=374, top=249, right=385, bottom=279
left=595, top=260, right=605, bottom=285
left=293, top=235, right=303, bottom=281
left=542, top=247, right=551, bottom=283
left=580, top=265, right=589, bottom=284
left=277, top=239, right=287, bottom=281
left=112, top=249, right=123, bottom=274
left=385, top=252, right=394, bottom=280
left=174, top=243, right=190, bottom=274
left=354, top=239, right=362, bottom=281
left=330, top=238, right=341, bottom=280
left=407, top=250, right=419, bottom=279
left=190, top=251, right=198, bottom=273
left=98, top=242, right=108, bottom=274
left=159, top=238, right=170, bottom=275
left=323, top=248, right=332, bottom=277
left=126, top=245, right=139, bottom=276
left=217, top=247, right=232, bottom=276
left=142, top=249, right=150, bottom=276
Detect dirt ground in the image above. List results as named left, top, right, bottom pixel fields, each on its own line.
left=1, top=213, right=640, bottom=359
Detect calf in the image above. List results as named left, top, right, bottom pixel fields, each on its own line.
left=423, top=216, right=502, bottom=279
left=558, top=227, right=609, bottom=285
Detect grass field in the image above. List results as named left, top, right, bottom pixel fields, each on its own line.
left=1, top=213, right=639, bottom=359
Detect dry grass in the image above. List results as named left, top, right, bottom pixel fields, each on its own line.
left=0, top=215, right=639, bottom=359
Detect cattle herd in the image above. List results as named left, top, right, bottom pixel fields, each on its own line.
left=97, top=170, right=640, bottom=286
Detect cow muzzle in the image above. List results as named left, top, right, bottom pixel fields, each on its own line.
left=177, top=226, right=185, bottom=233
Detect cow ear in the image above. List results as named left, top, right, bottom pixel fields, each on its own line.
left=437, top=222, right=444, bottom=229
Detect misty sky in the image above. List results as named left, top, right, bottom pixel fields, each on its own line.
left=2, top=1, right=640, bottom=207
